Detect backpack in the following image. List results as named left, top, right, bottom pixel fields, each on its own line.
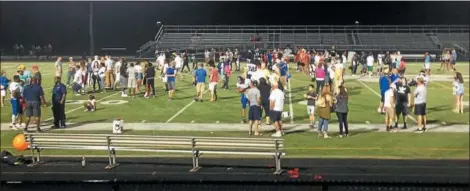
left=1, top=150, right=30, bottom=166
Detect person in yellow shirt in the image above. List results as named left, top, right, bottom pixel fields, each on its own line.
left=260, top=62, right=271, bottom=81
left=333, top=59, right=344, bottom=95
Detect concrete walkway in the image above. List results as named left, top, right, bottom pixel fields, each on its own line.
left=1, top=122, right=468, bottom=133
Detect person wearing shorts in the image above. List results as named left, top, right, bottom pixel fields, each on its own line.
left=209, top=64, right=219, bottom=102
left=424, top=52, right=431, bottom=76
left=394, top=77, right=411, bottom=129
left=194, top=63, right=207, bottom=102
left=166, top=62, right=176, bottom=101
left=246, top=80, right=261, bottom=135
left=236, top=76, right=250, bottom=123
left=22, top=77, right=47, bottom=132
left=127, top=63, right=137, bottom=97
left=269, top=82, right=285, bottom=137
left=304, top=84, right=317, bottom=129
left=383, top=83, right=396, bottom=132
left=413, top=77, right=427, bottom=132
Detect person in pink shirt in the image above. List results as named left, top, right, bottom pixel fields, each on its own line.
left=222, top=62, right=231, bottom=90
left=315, top=62, right=326, bottom=93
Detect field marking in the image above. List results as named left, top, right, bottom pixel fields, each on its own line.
left=356, top=79, right=418, bottom=123
left=165, top=89, right=209, bottom=123
left=288, top=78, right=294, bottom=124
left=44, top=91, right=121, bottom=122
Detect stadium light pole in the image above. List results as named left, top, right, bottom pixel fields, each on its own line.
left=89, top=2, right=95, bottom=56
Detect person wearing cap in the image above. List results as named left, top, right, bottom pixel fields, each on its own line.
left=383, top=83, right=396, bottom=132
left=51, top=76, right=67, bottom=129
left=22, top=77, right=47, bottom=132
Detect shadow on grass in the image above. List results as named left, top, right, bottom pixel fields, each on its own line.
left=427, top=105, right=452, bottom=112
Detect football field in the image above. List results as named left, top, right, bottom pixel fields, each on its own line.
left=0, top=61, right=469, bottom=159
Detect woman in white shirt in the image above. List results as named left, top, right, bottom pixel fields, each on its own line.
left=98, top=63, right=106, bottom=92
left=453, top=72, right=465, bottom=113
left=73, top=65, right=84, bottom=95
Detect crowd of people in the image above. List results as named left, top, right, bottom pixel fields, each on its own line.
left=0, top=46, right=465, bottom=136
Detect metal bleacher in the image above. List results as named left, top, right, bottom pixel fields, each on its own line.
left=137, top=25, right=469, bottom=58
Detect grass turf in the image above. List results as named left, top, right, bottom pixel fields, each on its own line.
left=1, top=61, right=468, bottom=159
left=1, top=130, right=469, bottom=159
left=1, top=61, right=468, bottom=124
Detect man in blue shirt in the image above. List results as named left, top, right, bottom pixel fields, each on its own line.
left=278, top=57, right=288, bottom=91
left=166, top=62, right=176, bottom=101
left=22, top=77, right=47, bottom=132
left=52, top=76, right=67, bottom=129
left=194, top=63, right=207, bottom=102
left=0, top=70, right=10, bottom=107
left=378, top=69, right=391, bottom=114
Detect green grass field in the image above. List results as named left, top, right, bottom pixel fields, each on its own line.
left=0, top=61, right=469, bottom=159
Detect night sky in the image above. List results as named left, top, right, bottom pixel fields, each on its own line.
left=1, top=1, right=469, bottom=55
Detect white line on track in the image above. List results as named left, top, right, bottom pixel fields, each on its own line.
left=44, top=91, right=121, bottom=122
left=165, top=89, right=209, bottom=123
left=356, top=79, right=418, bottom=123
left=288, top=79, right=294, bottom=124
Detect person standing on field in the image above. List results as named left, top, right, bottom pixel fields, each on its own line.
left=22, top=77, right=48, bottom=132
left=413, top=77, right=427, bottom=132
left=304, top=84, right=317, bottom=129
left=51, top=76, right=67, bottom=129
left=105, top=55, right=115, bottom=89
left=270, top=82, right=285, bottom=137
left=247, top=80, right=261, bottom=136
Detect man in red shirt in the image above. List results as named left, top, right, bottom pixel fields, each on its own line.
left=209, top=64, right=219, bottom=102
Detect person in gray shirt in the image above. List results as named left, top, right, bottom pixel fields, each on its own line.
left=246, top=80, right=261, bottom=136
left=413, top=77, right=427, bottom=132
left=335, top=86, right=349, bottom=138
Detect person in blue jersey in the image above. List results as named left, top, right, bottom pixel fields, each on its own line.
left=278, top=55, right=289, bottom=91
left=390, top=68, right=400, bottom=84
left=166, top=62, right=176, bottom=101
left=378, top=68, right=391, bottom=114
left=194, top=63, right=207, bottom=102
left=424, top=52, right=431, bottom=76
left=450, top=49, right=457, bottom=71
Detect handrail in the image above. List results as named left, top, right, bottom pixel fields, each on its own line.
left=162, top=25, right=469, bottom=34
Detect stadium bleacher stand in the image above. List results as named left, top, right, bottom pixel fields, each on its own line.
left=137, top=25, right=469, bottom=59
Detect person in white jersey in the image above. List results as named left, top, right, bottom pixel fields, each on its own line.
left=9, top=75, right=23, bottom=129
left=377, top=52, right=384, bottom=75
left=246, top=59, right=258, bottom=80
left=366, top=53, right=374, bottom=77
left=270, top=82, right=285, bottom=137
left=161, top=60, right=170, bottom=92
left=174, top=54, right=183, bottom=79
left=114, top=58, right=122, bottom=89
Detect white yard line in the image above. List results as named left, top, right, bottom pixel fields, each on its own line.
left=356, top=79, right=418, bottom=123
left=44, top=91, right=121, bottom=122
left=288, top=79, right=294, bottom=124
left=165, top=89, right=209, bottom=123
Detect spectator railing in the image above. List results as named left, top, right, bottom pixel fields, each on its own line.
left=25, top=133, right=286, bottom=175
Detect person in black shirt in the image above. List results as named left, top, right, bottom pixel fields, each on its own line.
left=181, top=53, right=190, bottom=72
left=145, top=63, right=156, bottom=98
left=394, top=77, right=411, bottom=129
left=258, top=78, right=271, bottom=125
left=304, top=84, right=317, bottom=129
